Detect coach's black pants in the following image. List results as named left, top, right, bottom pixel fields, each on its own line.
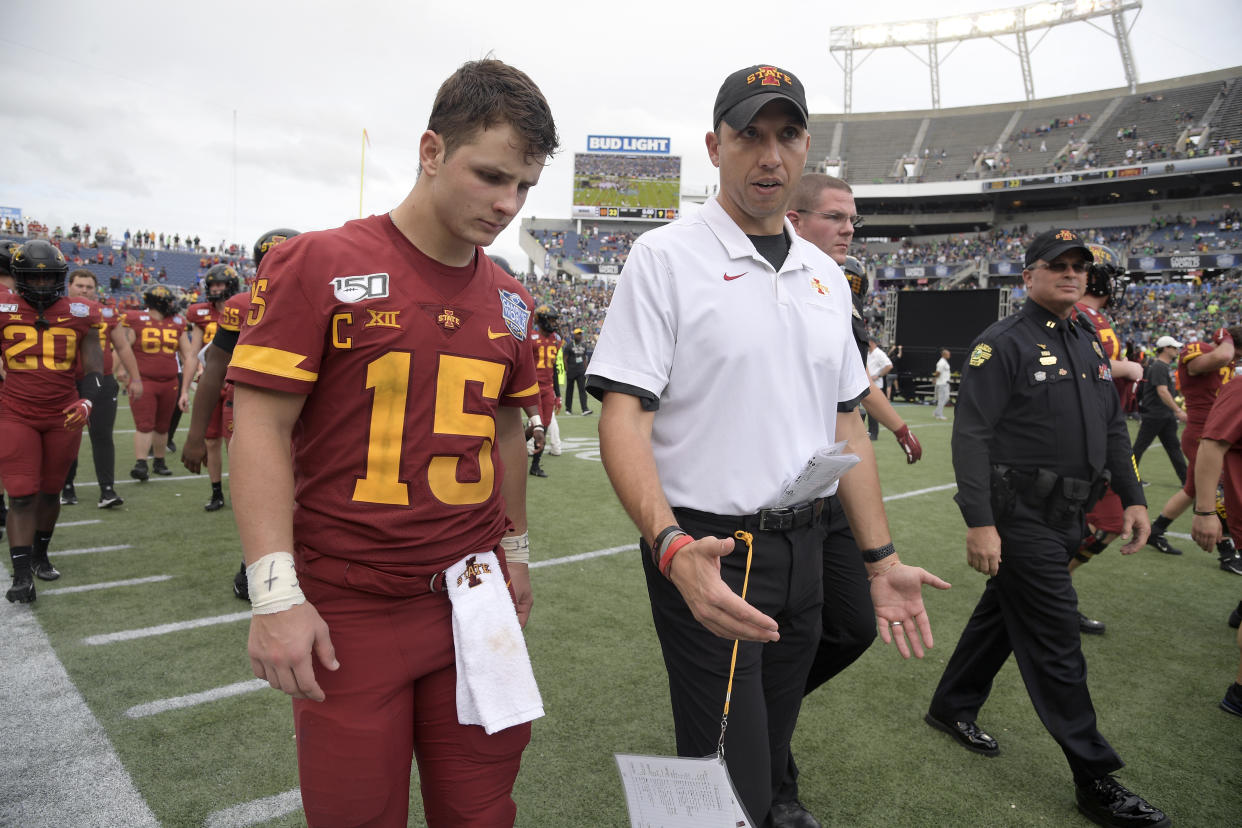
left=643, top=508, right=825, bottom=826
left=64, top=374, right=120, bottom=492
left=928, top=499, right=1123, bottom=784
left=563, top=372, right=588, bottom=413
left=1132, top=415, right=1187, bottom=485
left=776, top=495, right=876, bottom=803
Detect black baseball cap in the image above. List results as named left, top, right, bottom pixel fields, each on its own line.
left=713, top=65, right=808, bottom=131
left=1024, top=229, right=1095, bottom=268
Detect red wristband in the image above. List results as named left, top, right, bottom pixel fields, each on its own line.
left=659, top=534, right=694, bottom=578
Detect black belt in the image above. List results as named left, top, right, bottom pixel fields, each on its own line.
left=673, top=498, right=826, bottom=533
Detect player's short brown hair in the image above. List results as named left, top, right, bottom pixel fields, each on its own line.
left=789, top=173, right=853, bottom=212
left=427, top=59, right=559, bottom=164
left=68, top=268, right=98, bottom=286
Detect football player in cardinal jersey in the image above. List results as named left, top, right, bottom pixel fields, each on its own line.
left=182, top=229, right=300, bottom=597
left=227, top=59, right=556, bottom=826
left=1148, top=324, right=1242, bottom=573
left=179, top=263, right=240, bottom=511
left=124, top=284, right=195, bottom=482
left=1064, top=244, right=1146, bottom=633
left=528, top=305, right=562, bottom=477
left=0, top=241, right=104, bottom=602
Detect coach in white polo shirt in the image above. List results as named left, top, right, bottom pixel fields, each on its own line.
left=587, top=63, right=948, bottom=828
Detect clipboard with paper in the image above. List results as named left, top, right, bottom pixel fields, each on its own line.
left=774, top=441, right=861, bottom=507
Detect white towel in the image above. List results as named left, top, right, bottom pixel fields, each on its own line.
left=445, top=550, right=544, bottom=734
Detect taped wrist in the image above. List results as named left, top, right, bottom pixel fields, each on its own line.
left=501, top=531, right=530, bottom=565
left=246, top=552, right=306, bottom=615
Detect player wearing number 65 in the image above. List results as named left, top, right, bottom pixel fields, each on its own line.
left=227, top=58, right=558, bottom=828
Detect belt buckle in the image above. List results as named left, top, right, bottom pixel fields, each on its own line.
left=758, top=508, right=794, bottom=531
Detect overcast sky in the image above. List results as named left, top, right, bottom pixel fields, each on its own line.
left=4, top=0, right=1239, bottom=268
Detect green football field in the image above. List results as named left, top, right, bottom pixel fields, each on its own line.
left=572, top=177, right=680, bottom=210
left=4, top=399, right=1240, bottom=826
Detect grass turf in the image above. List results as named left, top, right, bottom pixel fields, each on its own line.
left=20, top=399, right=1242, bottom=826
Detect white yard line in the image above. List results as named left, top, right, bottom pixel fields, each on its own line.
left=53, top=544, right=133, bottom=557
left=204, top=788, right=303, bottom=828
left=42, top=575, right=172, bottom=595
left=56, top=519, right=103, bottom=527
left=82, top=611, right=251, bottom=646
left=125, top=678, right=268, bottom=719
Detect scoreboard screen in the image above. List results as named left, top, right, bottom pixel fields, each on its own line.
left=571, top=153, right=681, bottom=221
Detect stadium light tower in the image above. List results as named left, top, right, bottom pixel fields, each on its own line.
left=829, top=0, right=1142, bottom=112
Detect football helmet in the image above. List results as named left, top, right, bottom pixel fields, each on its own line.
left=252, top=228, right=299, bottom=270
left=0, top=239, right=20, bottom=276
left=10, top=240, right=69, bottom=310
left=842, top=256, right=867, bottom=299
left=143, top=284, right=178, bottom=318
left=204, top=264, right=239, bottom=302
left=535, top=304, right=560, bottom=333
left=1085, top=243, right=1123, bottom=306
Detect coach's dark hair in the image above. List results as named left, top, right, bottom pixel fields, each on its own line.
left=68, top=268, right=98, bottom=286
left=789, top=173, right=853, bottom=213
left=427, top=59, right=559, bottom=164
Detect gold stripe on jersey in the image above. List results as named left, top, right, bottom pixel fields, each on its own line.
left=231, top=344, right=318, bottom=382
left=504, top=382, right=539, bottom=400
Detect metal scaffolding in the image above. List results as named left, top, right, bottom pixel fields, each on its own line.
left=828, top=0, right=1142, bottom=112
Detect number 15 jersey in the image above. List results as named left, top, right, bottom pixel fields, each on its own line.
left=228, top=214, right=540, bottom=571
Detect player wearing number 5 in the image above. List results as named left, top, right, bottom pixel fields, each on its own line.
left=1, top=240, right=104, bottom=602
left=228, top=59, right=558, bottom=827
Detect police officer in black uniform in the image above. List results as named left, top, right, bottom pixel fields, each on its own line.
left=925, top=229, right=1169, bottom=828
left=561, top=327, right=592, bottom=414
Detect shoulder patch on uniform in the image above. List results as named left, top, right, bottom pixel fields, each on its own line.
left=69, top=302, right=90, bottom=317
left=0, top=303, right=17, bottom=313
left=969, top=343, right=993, bottom=367
left=331, top=273, right=390, bottom=303
left=498, top=289, right=530, bottom=341
left=102, top=307, right=114, bottom=319
left=1091, top=340, right=1104, bottom=359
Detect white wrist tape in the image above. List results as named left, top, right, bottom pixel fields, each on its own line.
left=246, top=551, right=307, bottom=615
left=500, top=531, right=530, bottom=565
left=528, top=414, right=544, bottom=430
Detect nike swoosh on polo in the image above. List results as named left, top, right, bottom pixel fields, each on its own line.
left=723, top=272, right=747, bottom=281
left=487, top=328, right=510, bottom=339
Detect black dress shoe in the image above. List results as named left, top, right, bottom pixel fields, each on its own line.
left=1078, top=611, right=1106, bottom=634
left=1075, top=775, right=1169, bottom=827
left=924, top=711, right=999, bottom=756
left=769, top=800, right=821, bottom=828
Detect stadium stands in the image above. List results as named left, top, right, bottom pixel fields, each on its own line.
left=803, top=67, right=1242, bottom=185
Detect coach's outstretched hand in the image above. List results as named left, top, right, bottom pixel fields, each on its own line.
left=869, top=561, right=951, bottom=659
left=668, top=536, right=780, bottom=643
left=249, top=601, right=339, bottom=702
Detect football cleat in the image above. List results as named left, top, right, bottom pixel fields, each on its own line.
left=60, top=484, right=77, bottom=506
left=131, top=460, right=149, bottom=481
left=1147, top=533, right=1182, bottom=555
left=152, top=459, right=173, bottom=476
left=6, top=572, right=35, bottom=603
left=232, top=562, right=249, bottom=601
left=204, top=495, right=225, bottom=512
left=32, top=557, right=60, bottom=581
left=98, top=489, right=124, bottom=509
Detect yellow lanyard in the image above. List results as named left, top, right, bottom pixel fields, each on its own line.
left=717, top=529, right=755, bottom=760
